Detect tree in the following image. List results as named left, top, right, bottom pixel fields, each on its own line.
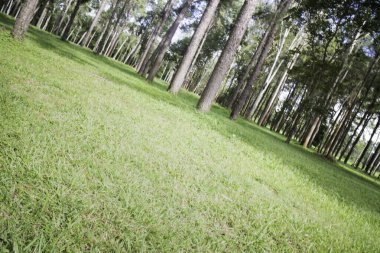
left=81, top=0, right=108, bottom=46
left=145, top=0, right=194, bottom=81
left=61, top=0, right=90, bottom=41
left=197, top=0, right=258, bottom=112
left=168, top=0, right=221, bottom=93
left=230, top=0, right=292, bottom=120
left=11, top=0, right=39, bottom=39
left=136, top=0, right=174, bottom=73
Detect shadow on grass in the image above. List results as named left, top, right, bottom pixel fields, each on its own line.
left=1, top=13, right=379, bottom=214
left=97, top=67, right=380, bottom=214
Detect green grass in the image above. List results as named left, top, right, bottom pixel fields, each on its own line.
left=1, top=14, right=379, bottom=252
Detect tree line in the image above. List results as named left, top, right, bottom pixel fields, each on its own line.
left=3, top=0, right=380, bottom=178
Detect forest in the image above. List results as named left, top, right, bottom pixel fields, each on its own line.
left=1, top=0, right=380, bottom=251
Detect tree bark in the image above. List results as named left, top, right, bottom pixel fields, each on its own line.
left=113, top=36, right=128, bottom=59
left=11, top=0, right=39, bottom=39
left=197, top=0, right=258, bottom=112
left=136, top=0, right=174, bottom=72
left=226, top=16, right=279, bottom=110
left=302, top=116, right=320, bottom=148
left=146, top=0, right=194, bottom=81
left=125, top=39, right=141, bottom=64
left=95, top=0, right=121, bottom=53
left=344, top=113, right=372, bottom=164
left=230, top=0, right=292, bottom=120
left=81, top=0, right=107, bottom=47
left=168, top=0, right=220, bottom=93
left=61, top=0, right=82, bottom=41
left=100, top=0, right=128, bottom=55
left=355, top=115, right=380, bottom=168
left=54, top=0, right=73, bottom=34
left=31, top=0, right=48, bottom=26
left=36, top=6, right=47, bottom=28
left=247, top=26, right=290, bottom=119
left=365, top=143, right=380, bottom=174
left=258, top=29, right=303, bottom=126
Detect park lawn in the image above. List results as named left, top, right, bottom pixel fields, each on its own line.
left=0, top=14, right=379, bottom=252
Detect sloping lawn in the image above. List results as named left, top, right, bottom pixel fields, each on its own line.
left=1, top=14, right=379, bottom=252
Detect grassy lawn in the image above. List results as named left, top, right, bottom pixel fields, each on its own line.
left=1, top=14, right=379, bottom=252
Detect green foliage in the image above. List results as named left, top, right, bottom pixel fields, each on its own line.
left=1, top=15, right=380, bottom=252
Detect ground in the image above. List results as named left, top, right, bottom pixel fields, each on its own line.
left=0, top=14, right=379, bottom=252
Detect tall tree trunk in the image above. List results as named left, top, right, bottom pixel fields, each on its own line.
left=355, top=116, right=380, bottom=168
left=146, top=0, right=194, bottom=81
left=31, top=0, right=48, bottom=25
left=365, top=143, right=380, bottom=174
left=338, top=114, right=363, bottom=161
left=53, top=0, right=73, bottom=33
left=168, top=0, right=220, bottom=93
left=61, top=0, right=82, bottom=41
left=230, top=0, right=292, bottom=120
left=125, top=39, right=141, bottom=64
left=225, top=13, right=278, bottom=110
left=344, top=113, right=372, bottom=164
left=285, top=112, right=301, bottom=143
left=113, top=36, right=128, bottom=59
left=182, top=21, right=214, bottom=90
left=5, top=0, right=14, bottom=15
left=136, top=0, right=174, bottom=72
left=302, top=116, right=320, bottom=148
left=259, top=30, right=303, bottom=126
left=11, top=0, right=39, bottom=39
left=36, top=6, right=47, bottom=28
left=81, top=0, right=107, bottom=46
left=272, top=84, right=297, bottom=132
left=42, top=11, right=52, bottom=30
left=93, top=21, right=109, bottom=51
left=325, top=108, right=354, bottom=157
left=95, top=0, right=121, bottom=53
left=197, top=0, right=258, bottom=112
left=100, top=0, right=128, bottom=55
left=247, top=26, right=290, bottom=119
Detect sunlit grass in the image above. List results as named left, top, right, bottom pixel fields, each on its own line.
left=1, top=14, right=379, bottom=252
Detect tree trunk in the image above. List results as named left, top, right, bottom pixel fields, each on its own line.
left=136, top=0, right=174, bottom=72
left=42, top=11, right=51, bottom=30
left=225, top=14, right=277, bottom=110
left=81, top=0, right=107, bottom=46
left=125, top=39, right=141, bottom=64
left=325, top=109, right=353, bottom=157
left=230, top=0, right=292, bottom=120
left=93, top=21, right=109, bottom=51
left=61, top=0, right=82, bottom=41
left=247, top=27, right=290, bottom=119
left=146, top=0, right=194, bottom=81
left=11, top=0, right=39, bottom=39
left=36, top=6, right=47, bottom=28
left=182, top=21, right=213, bottom=91
left=113, top=36, right=128, bottom=59
left=365, top=143, right=380, bottom=174
left=302, top=116, right=320, bottom=148
left=258, top=32, right=303, bottom=126
left=285, top=112, right=301, bottom=143
left=355, top=116, right=380, bottom=168
left=335, top=104, right=367, bottom=159
left=54, top=0, right=73, bottom=34
left=95, top=0, right=121, bottom=53
left=168, top=0, right=220, bottom=93
left=197, top=0, right=258, bottom=112
left=344, top=113, right=372, bottom=164
left=100, top=0, right=128, bottom=55
left=31, top=0, right=48, bottom=26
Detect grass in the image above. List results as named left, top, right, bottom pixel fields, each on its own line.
left=1, top=14, right=380, bottom=252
